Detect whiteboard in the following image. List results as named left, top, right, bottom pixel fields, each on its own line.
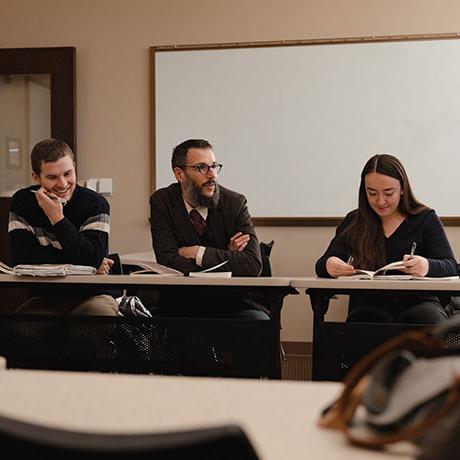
left=154, top=37, right=460, bottom=219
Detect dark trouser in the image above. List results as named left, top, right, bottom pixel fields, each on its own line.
left=157, top=287, right=270, bottom=320
left=159, top=305, right=269, bottom=320
left=347, top=294, right=448, bottom=324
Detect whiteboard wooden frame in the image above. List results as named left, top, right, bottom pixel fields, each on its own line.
left=150, top=32, right=460, bottom=227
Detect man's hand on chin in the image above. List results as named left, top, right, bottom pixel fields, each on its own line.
left=34, top=189, right=65, bottom=225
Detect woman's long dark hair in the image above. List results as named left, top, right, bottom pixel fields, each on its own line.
left=343, top=154, right=426, bottom=270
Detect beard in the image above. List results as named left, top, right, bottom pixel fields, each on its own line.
left=184, top=177, right=220, bottom=209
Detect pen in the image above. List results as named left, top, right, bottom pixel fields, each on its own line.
left=30, top=190, right=67, bottom=205
left=409, top=241, right=417, bottom=259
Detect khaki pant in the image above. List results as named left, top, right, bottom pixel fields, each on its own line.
left=14, top=295, right=119, bottom=316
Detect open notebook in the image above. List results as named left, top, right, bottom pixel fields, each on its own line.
left=339, top=260, right=459, bottom=280
left=124, top=260, right=184, bottom=276
left=0, top=261, right=14, bottom=275
left=126, top=259, right=231, bottom=278
left=189, top=260, right=231, bottom=278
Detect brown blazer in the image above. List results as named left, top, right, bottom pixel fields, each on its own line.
left=149, top=183, right=262, bottom=276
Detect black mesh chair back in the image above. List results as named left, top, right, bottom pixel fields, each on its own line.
left=313, top=320, right=428, bottom=381
left=0, top=315, right=276, bottom=377
left=0, top=415, right=261, bottom=459
left=107, top=241, right=287, bottom=378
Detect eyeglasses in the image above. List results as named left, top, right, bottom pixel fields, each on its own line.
left=180, top=163, right=223, bottom=175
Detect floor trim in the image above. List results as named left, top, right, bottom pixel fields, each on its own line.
left=282, top=341, right=311, bottom=356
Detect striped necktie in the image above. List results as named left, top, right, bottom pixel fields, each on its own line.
left=189, top=209, right=207, bottom=236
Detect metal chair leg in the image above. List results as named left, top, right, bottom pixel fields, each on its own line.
left=280, top=343, right=287, bottom=361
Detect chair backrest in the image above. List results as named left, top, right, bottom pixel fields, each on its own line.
left=250, top=241, right=275, bottom=313
left=0, top=414, right=260, bottom=459
left=108, top=253, right=123, bottom=275
left=259, top=240, right=274, bottom=277
left=106, top=253, right=123, bottom=298
left=313, top=321, right=428, bottom=381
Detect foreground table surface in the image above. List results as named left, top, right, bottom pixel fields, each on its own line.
left=0, top=370, right=413, bottom=459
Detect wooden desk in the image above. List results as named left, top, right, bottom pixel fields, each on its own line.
left=291, top=277, right=460, bottom=381
left=0, top=369, right=414, bottom=459
left=0, top=274, right=292, bottom=288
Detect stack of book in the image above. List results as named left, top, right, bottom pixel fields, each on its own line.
left=0, top=263, right=97, bottom=277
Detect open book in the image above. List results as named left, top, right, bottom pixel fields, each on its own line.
left=125, top=260, right=184, bottom=276
left=189, top=260, right=231, bottom=278
left=0, top=261, right=14, bottom=275
left=127, top=259, right=231, bottom=278
left=339, top=260, right=459, bottom=281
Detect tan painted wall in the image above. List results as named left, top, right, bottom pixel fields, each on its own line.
left=2, top=0, right=460, bottom=341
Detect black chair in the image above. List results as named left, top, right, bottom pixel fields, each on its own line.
left=260, top=240, right=274, bottom=276
left=0, top=414, right=260, bottom=459
left=249, top=240, right=288, bottom=360
left=107, top=253, right=124, bottom=298
left=313, top=318, right=427, bottom=381
left=249, top=240, right=274, bottom=309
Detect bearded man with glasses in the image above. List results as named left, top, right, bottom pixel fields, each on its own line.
left=149, top=138, right=267, bottom=319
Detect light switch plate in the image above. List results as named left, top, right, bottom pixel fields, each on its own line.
left=98, top=178, right=113, bottom=195
left=86, top=178, right=98, bottom=191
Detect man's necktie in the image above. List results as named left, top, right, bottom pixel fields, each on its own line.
left=189, top=209, right=207, bottom=236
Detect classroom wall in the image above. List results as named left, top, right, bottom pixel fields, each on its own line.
left=2, top=0, right=460, bottom=342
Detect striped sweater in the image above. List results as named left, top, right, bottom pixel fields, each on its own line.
left=8, top=185, right=112, bottom=299
left=9, top=184, right=110, bottom=269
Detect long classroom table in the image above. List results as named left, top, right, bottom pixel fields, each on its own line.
left=291, top=276, right=460, bottom=380
left=0, top=368, right=415, bottom=460
left=0, top=274, right=293, bottom=378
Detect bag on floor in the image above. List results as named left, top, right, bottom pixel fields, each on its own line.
left=319, top=315, right=460, bottom=453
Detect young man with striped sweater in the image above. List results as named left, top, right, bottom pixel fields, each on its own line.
left=8, top=138, right=118, bottom=315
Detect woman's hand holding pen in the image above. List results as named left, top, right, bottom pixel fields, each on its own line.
left=402, top=254, right=429, bottom=277
left=326, top=256, right=355, bottom=278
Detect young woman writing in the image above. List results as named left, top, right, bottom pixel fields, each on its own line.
left=315, top=154, right=457, bottom=324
